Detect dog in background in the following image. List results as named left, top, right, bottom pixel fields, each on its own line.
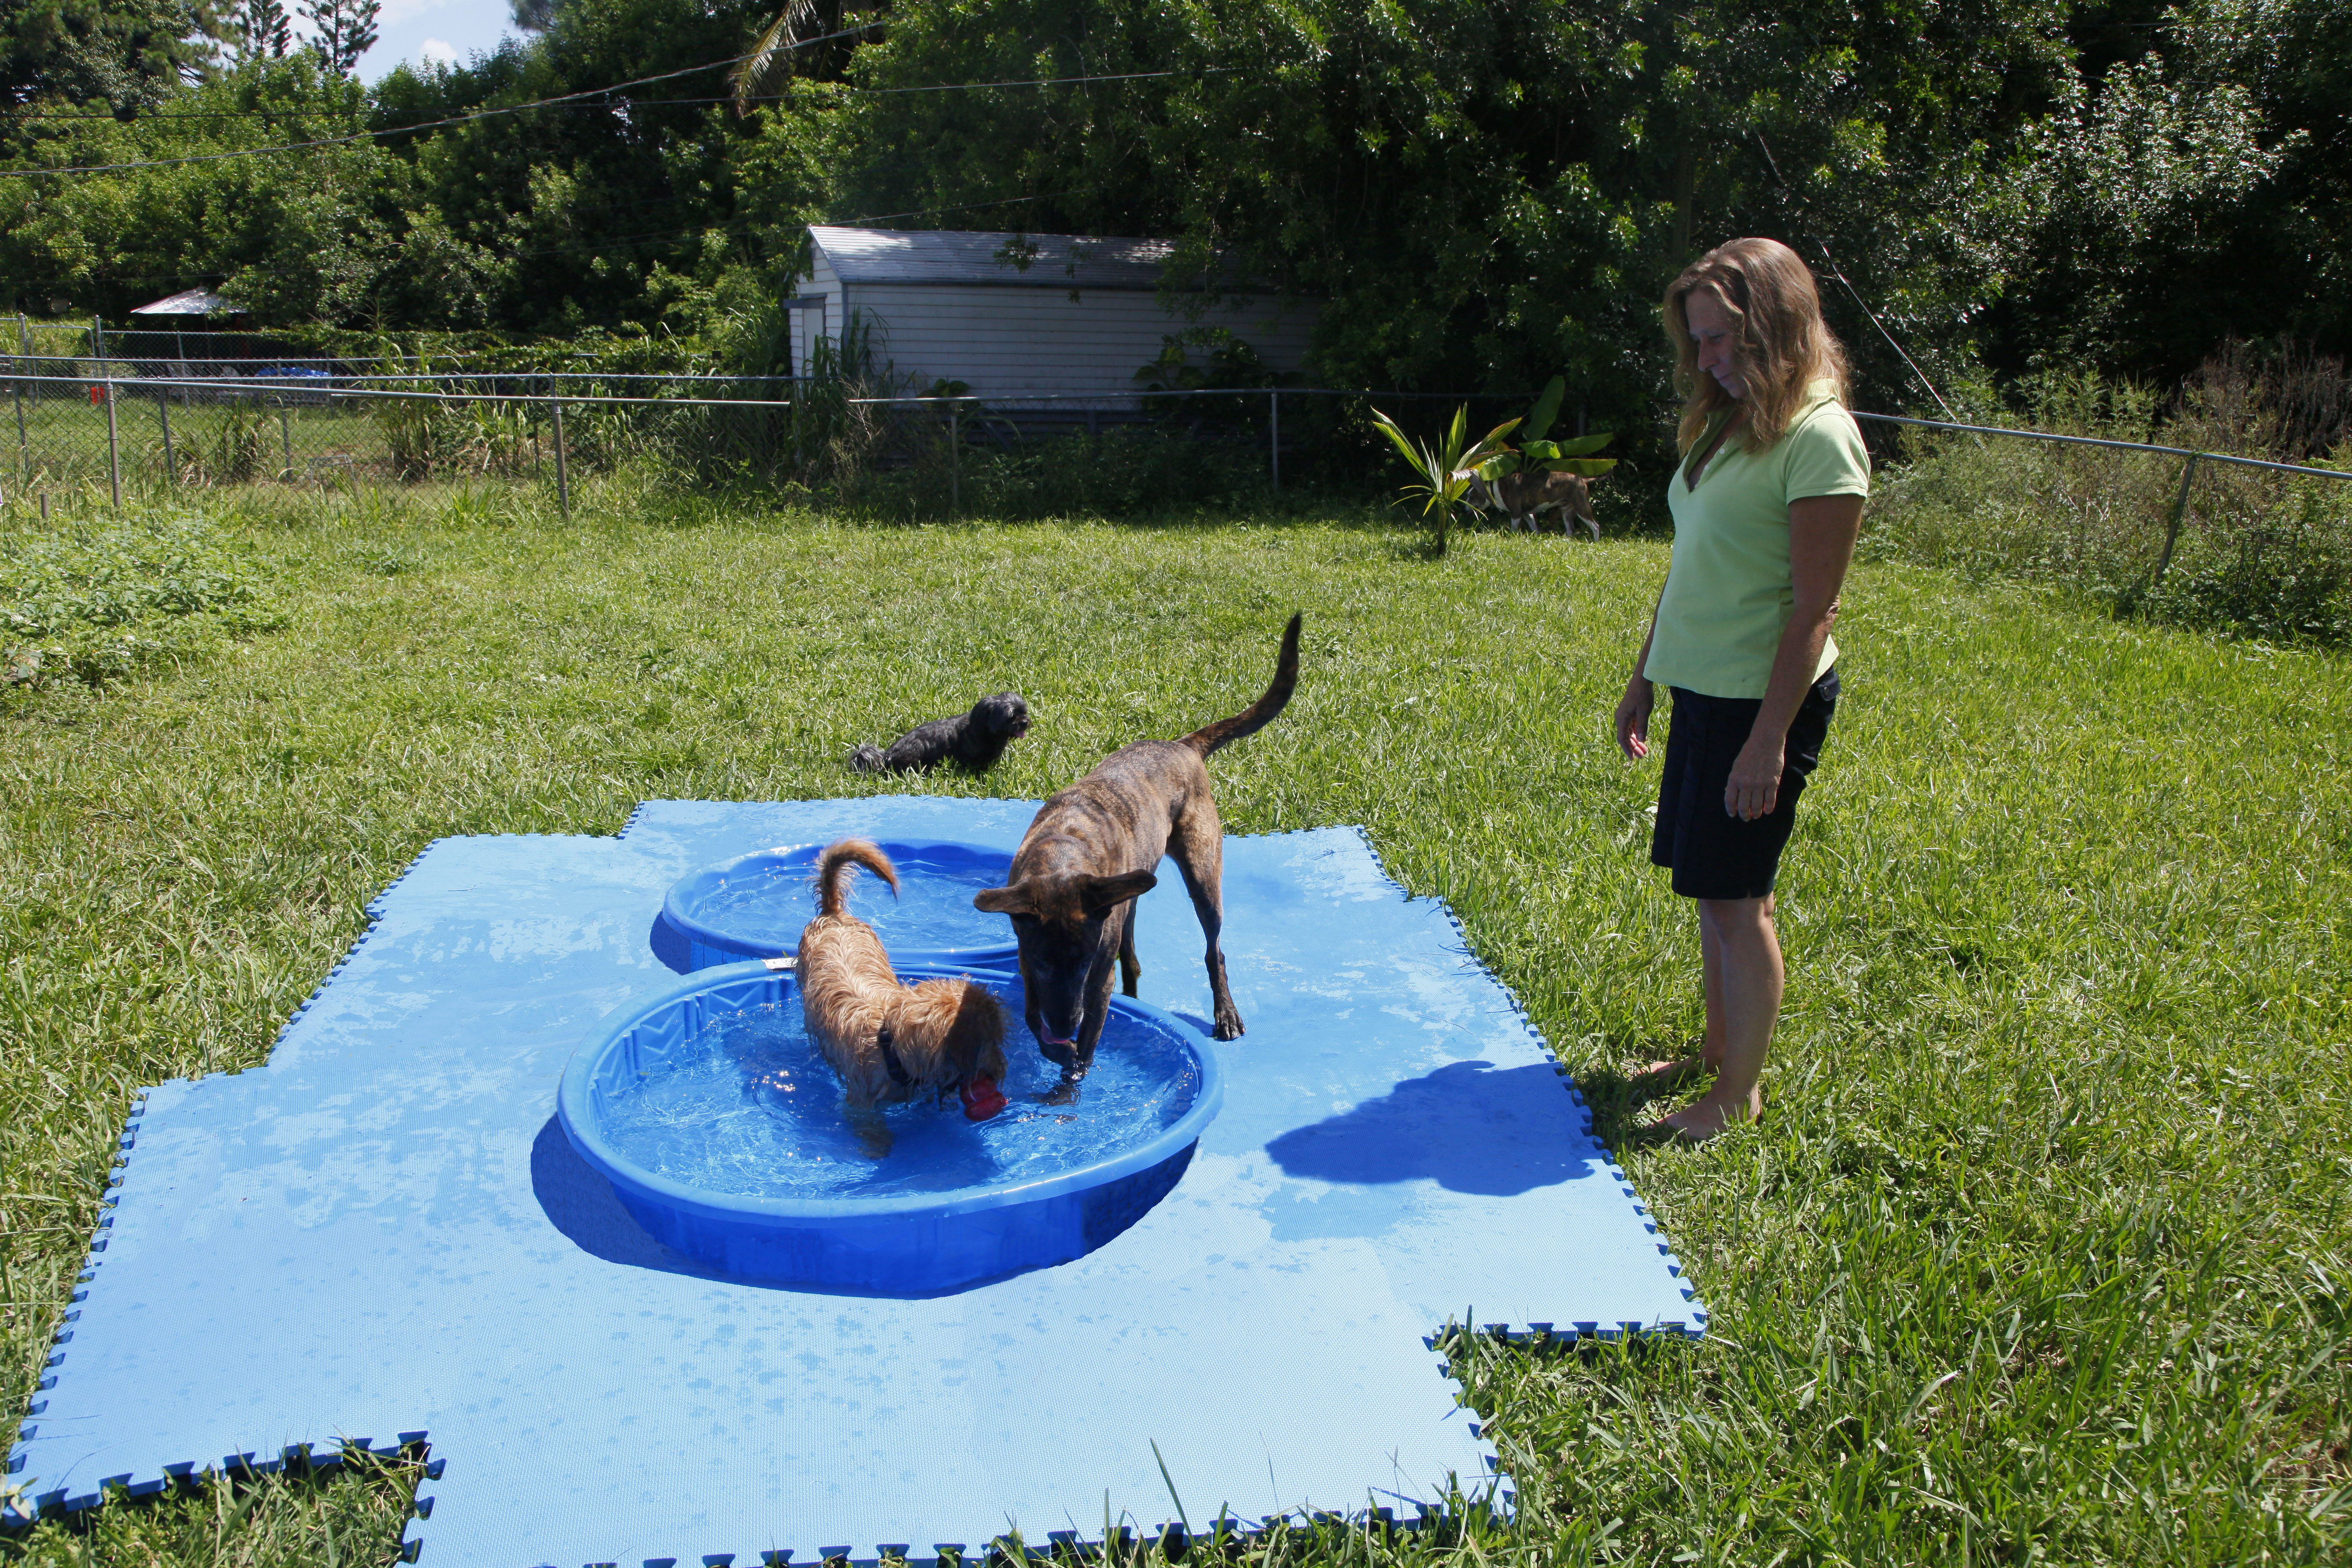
left=797, top=839, right=1009, bottom=1153
left=849, top=693, right=1031, bottom=774
left=974, top=613, right=1301, bottom=1077
left=1468, top=471, right=1602, bottom=539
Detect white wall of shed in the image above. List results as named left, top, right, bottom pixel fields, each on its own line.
left=805, top=283, right=1314, bottom=405
left=790, top=251, right=841, bottom=380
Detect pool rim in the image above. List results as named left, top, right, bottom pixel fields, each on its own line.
left=557, top=959, right=1225, bottom=1227
left=660, top=838, right=1022, bottom=967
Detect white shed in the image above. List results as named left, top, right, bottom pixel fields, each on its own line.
left=789, top=226, right=1316, bottom=405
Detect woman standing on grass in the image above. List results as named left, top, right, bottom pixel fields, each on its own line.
left=1614, top=237, right=1870, bottom=1143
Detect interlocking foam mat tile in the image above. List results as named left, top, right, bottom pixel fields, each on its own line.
left=8, top=799, right=1700, bottom=1565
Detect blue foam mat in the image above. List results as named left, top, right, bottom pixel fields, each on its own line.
left=8, top=799, right=1701, bottom=1564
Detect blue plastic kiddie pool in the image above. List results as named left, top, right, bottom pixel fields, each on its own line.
left=661, top=839, right=1020, bottom=971
left=557, top=962, right=1223, bottom=1293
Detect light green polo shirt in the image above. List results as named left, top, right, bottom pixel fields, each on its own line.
left=1643, top=384, right=1870, bottom=699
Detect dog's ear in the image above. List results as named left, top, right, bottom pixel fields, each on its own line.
left=973, top=884, right=1030, bottom=915
left=1078, top=870, right=1158, bottom=917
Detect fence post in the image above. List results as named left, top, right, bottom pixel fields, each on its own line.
left=2150, top=451, right=2202, bottom=591
left=551, top=399, right=570, bottom=520
left=92, top=314, right=104, bottom=366
left=105, top=377, right=121, bottom=509
left=950, top=407, right=960, bottom=518
left=278, top=404, right=294, bottom=481
left=158, top=391, right=175, bottom=489
left=1270, top=389, right=1281, bottom=490
left=12, top=376, right=25, bottom=489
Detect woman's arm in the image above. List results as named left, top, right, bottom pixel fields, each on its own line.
left=1723, top=492, right=1865, bottom=819
left=1615, top=582, right=1669, bottom=759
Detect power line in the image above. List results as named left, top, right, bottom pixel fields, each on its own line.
left=0, top=21, right=885, bottom=179
left=5, top=66, right=1204, bottom=124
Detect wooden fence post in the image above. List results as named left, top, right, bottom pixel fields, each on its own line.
left=551, top=399, right=570, bottom=520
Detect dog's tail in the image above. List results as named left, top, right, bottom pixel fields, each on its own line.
left=815, top=838, right=900, bottom=916
left=1181, top=612, right=1302, bottom=758
left=847, top=743, right=887, bottom=774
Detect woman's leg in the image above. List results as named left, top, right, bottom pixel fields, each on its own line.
left=1656, top=893, right=1779, bottom=1139
left=1642, top=906, right=1730, bottom=1079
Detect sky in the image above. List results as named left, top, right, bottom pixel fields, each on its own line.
left=358, top=0, right=527, bottom=83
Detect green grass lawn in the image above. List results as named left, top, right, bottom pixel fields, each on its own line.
left=4, top=482, right=2349, bottom=1567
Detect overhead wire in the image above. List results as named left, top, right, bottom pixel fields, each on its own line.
left=1752, top=129, right=1960, bottom=420
left=0, top=19, right=887, bottom=179
left=6, top=66, right=1204, bottom=123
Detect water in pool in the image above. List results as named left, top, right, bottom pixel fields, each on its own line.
left=598, top=995, right=1202, bottom=1201
left=690, top=854, right=1010, bottom=954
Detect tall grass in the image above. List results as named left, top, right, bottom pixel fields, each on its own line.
left=2, top=488, right=2348, bottom=1566
left=1867, top=345, right=2352, bottom=642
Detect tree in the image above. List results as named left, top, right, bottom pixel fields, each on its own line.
left=299, top=0, right=375, bottom=78
left=231, top=0, right=289, bottom=61
left=1, top=0, right=217, bottom=117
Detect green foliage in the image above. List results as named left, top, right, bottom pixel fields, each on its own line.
left=1987, top=0, right=2352, bottom=384
left=0, top=509, right=284, bottom=686
left=4, top=0, right=2343, bottom=414
left=1478, top=375, right=1620, bottom=483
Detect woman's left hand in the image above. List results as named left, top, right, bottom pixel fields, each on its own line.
left=1724, top=734, right=1785, bottom=820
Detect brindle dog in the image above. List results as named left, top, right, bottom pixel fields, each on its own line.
left=974, top=614, right=1301, bottom=1077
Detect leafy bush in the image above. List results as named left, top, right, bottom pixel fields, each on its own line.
left=0, top=514, right=285, bottom=689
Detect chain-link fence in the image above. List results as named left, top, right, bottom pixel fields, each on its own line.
left=0, top=361, right=1470, bottom=519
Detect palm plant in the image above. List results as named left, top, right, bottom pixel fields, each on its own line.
left=731, top=0, right=877, bottom=114
left=1369, top=405, right=1521, bottom=556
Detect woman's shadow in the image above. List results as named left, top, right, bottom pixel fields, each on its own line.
left=1263, top=1060, right=1605, bottom=1195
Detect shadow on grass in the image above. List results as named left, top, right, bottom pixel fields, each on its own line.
left=1570, top=1059, right=1718, bottom=1152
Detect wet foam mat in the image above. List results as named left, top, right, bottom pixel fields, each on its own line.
left=7, top=799, right=1701, bottom=1565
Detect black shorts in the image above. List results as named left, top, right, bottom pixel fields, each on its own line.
left=1650, top=668, right=1839, bottom=901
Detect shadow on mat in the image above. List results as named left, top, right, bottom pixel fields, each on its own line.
left=648, top=914, right=693, bottom=975
left=529, top=1117, right=1049, bottom=1298
left=1264, top=1062, right=1603, bottom=1195
left=531, top=1116, right=727, bottom=1277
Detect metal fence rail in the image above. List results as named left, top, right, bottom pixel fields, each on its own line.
left=1852, top=410, right=2351, bottom=590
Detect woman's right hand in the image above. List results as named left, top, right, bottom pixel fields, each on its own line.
left=1615, top=676, right=1655, bottom=760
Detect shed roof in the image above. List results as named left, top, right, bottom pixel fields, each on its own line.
left=809, top=226, right=1230, bottom=292
left=129, top=287, right=245, bottom=316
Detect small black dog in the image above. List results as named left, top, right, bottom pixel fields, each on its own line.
left=848, top=692, right=1031, bottom=774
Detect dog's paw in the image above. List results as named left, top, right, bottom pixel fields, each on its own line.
left=1212, top=1016, right=1245, bottom=1042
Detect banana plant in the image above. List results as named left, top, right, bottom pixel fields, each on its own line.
left=1369, top=405, right=1522, bottom=556
left=1481, top=376, right=1618, bottom=481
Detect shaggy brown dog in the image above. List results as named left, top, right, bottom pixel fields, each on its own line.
left=797, top=840, right=1009, bottom=1149
left=974, top=613, right=1300, bottom=1078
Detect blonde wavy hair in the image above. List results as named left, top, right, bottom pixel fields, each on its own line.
left=1663, top=238, right=1851, bottom=456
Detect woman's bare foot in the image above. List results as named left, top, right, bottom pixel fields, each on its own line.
left=1634, top=1047, right=1720, bottom=1083
left=1645, top=1085, right=1765, bottom=1144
